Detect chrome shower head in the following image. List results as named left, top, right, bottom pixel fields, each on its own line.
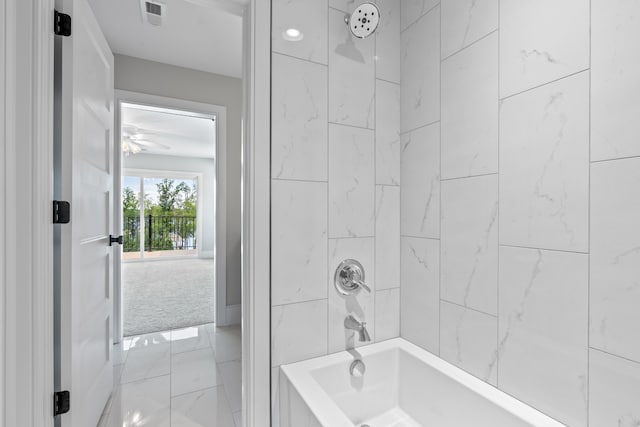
left=344, top=2, right=380, bottom=39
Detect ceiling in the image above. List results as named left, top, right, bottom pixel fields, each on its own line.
left=122, top=103, right=217, bottom=158
left=88, top=0, right=246, bottom=78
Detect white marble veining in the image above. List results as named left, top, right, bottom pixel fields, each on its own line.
left=401, top=237, right=439, bottom=354
left=171, top=347, right=220, bottom=396
left=440, top=301, right=497, bottom=385
left=401, top=6, right=440, bottom=132
left=121, top=342, right=171, bottom=383
left=329, top=124, right=375, bottom=238
left=328, top=237, right=375, bottom=352
left=401, top=0, right=439, bottom=31
left=102, top=324, right=241, bottom=427
left=591, top=0, right=640, bottom=161
left=375, top=288, right=400, bottom=342
left=498, top=246, right=588, bottom=426
left=441, top=0, right=497, bottom=59
left=499, top=0, right=589, bottom=98
left=218, top=359, right=242, bottom=413
left=207, top=324, right=242, bottom=363
left=170, top=325, right=210, bottom=354
left=329, top=8, right=375, bottom=129
left=272, top=0, right=328, bottom=65
left=591, top=157, right=640, bottom=363
left=375, top=185, right=400, bottom=290
left=105, top=375, right=171, bottom=427
left=589, top=349, right=640, bottom=427
left=171, top=386, right=236, bottom=427
left=500, top=72, right=589, bottom=253
left=272, top=299, right=328, bottom=366
left=272, top=180, right=328, bottom=305
left=272, top=53, right=328, bottom=182
left=441, top=32, right=498, bottom=179
left=375, top=0, right=401, bottom=83
left=328, top=0, right=359, bottom=13
left=401, top=122, right=440, bottom=238
left=441, top=174, right=498, bottom=315
left=375, top=80, right=401, bottom=186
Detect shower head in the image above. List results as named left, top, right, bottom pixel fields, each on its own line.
left=344, top=2, right=380, bottom=39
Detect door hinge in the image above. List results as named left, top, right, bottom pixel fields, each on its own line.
left=53, top=200, right=71, bottom=224
left=109, top=235, right=124, bottom=246
left=54, top=10, right=72, bottom=37
left=53, top=390, right=70, bottom=416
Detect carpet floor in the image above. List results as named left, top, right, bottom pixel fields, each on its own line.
left=122, top=258, right=215, bottom=336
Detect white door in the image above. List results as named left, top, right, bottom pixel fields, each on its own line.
left=57, top=0, right=115, bottom=425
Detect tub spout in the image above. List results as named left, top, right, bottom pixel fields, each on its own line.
left=344, top=315, right=371, bottom=342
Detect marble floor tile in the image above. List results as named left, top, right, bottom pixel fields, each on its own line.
left=171, top=347, right=221, bottom=397
left=171, top=325, right=211, bottom=354
left=120, top=342, right=171, bottom=384
left=219, top=359, right=242, bottom=412
left=209, top=324, right=242, bottom=363
left=106, top=375, right=171, bottom=427
left=171, top=386, right=235, bottom=427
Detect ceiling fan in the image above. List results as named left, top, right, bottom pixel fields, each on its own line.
left=121, top=124, right=172, bottom=156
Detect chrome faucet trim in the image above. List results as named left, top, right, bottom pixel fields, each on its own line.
left=344, top=315, right=371, bottom=342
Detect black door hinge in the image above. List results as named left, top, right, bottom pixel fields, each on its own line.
left=109, top=235, right=124, bottom=246
left=53, top=200, right=71, bottom=224
left=54, top=10, right=72, bottom=37
left=53, top=390, right=70, bottom=416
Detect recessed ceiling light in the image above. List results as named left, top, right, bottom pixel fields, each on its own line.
left=283, top=28, right=304, bottom=41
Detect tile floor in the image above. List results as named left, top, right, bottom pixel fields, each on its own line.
left=98, top=323, right=241, bottom=427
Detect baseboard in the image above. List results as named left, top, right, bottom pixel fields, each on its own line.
left=226, top=304, right=241, bottom=325
left=199, top=250, right=214, bottom=259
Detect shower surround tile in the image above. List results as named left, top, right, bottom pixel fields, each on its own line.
left=591, top=157, right=640, bottom=363
left=441, top=174, right=498, bottom=315
left=328, top=238, right=375, bottom=352
left=375, top=80, right=400, bottom=186
left=499, top=0, right=589, bottom=98
left=441, top=32, right=498, bottom=179
left=401, top=0, right=439, bottom=31
left=272, top=0, right=328, bottom=65
left=499, top=72, right=589, bottom=253
left=272, top=300, right=328, bottom=367
left=376, top=0, right=401, bottom=83
left=441, top=0, right=498, bottom=59
left=272, top=54, right=328, bottom=182
left=272, top=180, right=328, bottom=305
left=401, top=6, right=440, bottom=132
left=329, top=8, right=375, bottom=129
left=498, top=246, right=588, bottom=427
left=375, top=288, right=400, bottom=341
left=440, top=301, right=497, bottom=385
left=401, top=237, right=439, bottom=354
left=589, top=349, right=640, bottom=427
left=328, top=124, right=375, bottom=238
left=375, top=185, right=400, bottom=290
left=400, top=122, right=440, bottom=239
left=591, top=0, right=640, bottom=161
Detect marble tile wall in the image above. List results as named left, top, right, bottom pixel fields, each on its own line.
left=270, top=0, right=401, bottom=423
left=399, top=0, right=640, bottom=425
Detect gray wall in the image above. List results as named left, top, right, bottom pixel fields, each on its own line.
left=123, top=153, right=216, bottom=255
left=114, top=54, right=242, bottom=306
left=400, top=0, right=640, bottom=426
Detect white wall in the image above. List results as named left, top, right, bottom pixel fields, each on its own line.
left=400, top=1, right=640, bottom=426
left=114, top=54, right=242, bottom=305
left=123, top=153, right=216, bottom=255
left=269, top=1, right=401, bottom=422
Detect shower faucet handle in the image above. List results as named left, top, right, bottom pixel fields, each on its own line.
left=334, top=259, right=370, bottom=296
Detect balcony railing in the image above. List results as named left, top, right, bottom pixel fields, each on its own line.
left=123, top=215, right=197, bottom=253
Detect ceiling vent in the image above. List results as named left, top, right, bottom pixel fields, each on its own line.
left=140, top=0, right=166, bottom=26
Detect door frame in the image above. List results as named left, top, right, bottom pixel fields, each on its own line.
left=2, top=0, right=271, bottom=426
left=114, top=90, right=228, bottom=341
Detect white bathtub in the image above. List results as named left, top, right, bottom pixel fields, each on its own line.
left=279, top=338, right=565, bottom=427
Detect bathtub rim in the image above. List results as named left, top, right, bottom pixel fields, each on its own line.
left=280, top=337, right=566, bottom=427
